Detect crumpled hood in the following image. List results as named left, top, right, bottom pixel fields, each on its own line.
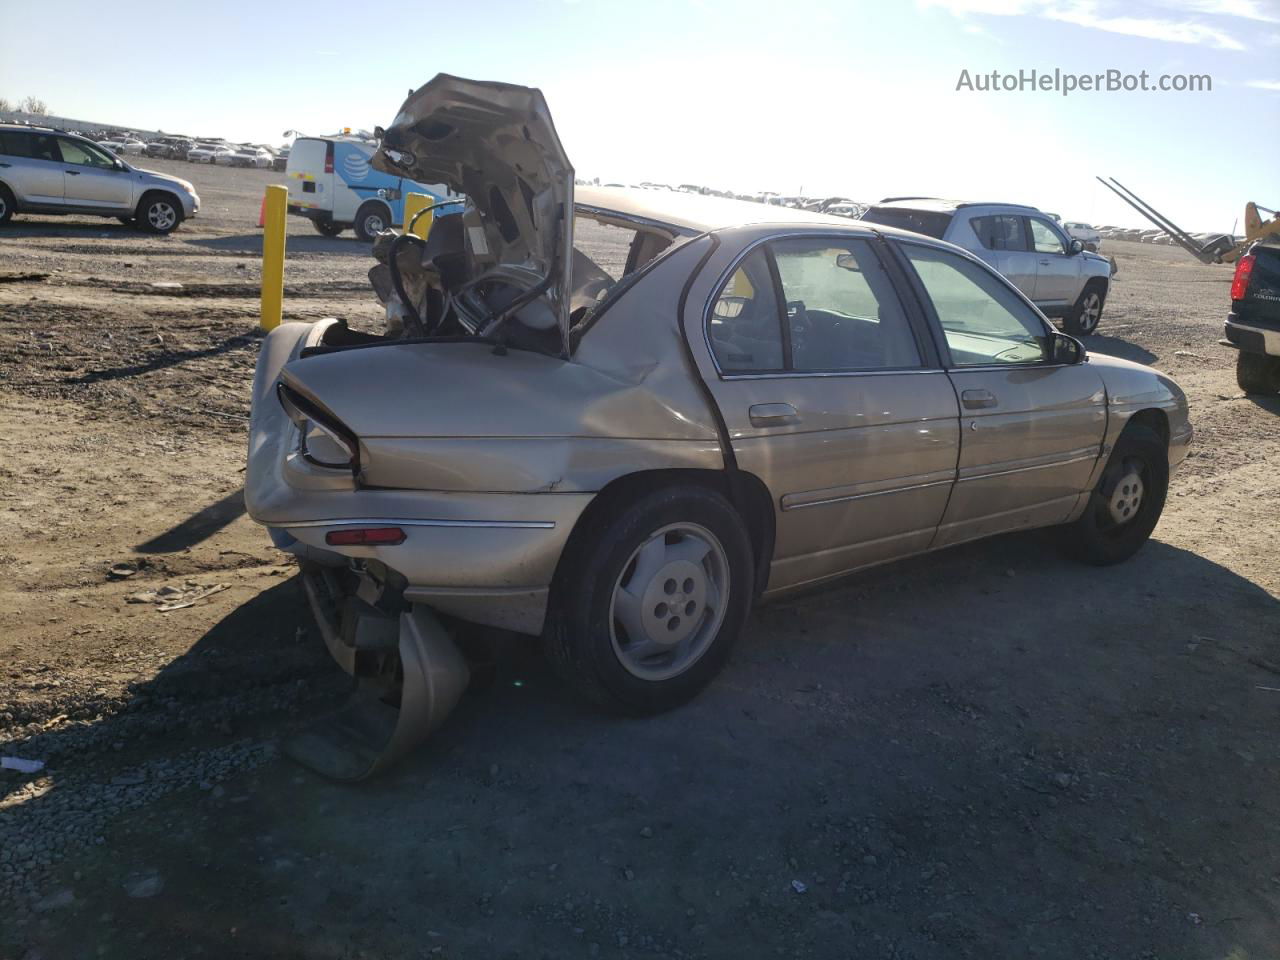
left=372, top=74, right=575, bottom=352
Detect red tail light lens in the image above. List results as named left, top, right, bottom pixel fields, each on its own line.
left=324, top=142, right=334, bottom=174
left=1230, top=253, right=1255, bottom=302
left=325, top=527, right=406, bottom=546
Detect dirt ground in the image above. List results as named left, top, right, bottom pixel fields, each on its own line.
left=1, top=160, right=1277, bottom=960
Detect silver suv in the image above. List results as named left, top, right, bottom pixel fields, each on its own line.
left=0, top=124, right=200, bottom=234
left=862, top=198, right=1112, bottom=335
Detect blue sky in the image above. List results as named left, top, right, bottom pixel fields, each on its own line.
left=2, top=0, right=1276, bottom=231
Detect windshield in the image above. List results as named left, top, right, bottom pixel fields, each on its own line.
left=860, top=207, right=953, bottom=239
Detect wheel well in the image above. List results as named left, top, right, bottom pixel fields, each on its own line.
left=553, top=468, right=776, bottom=604
left=137, top=189, right=182, bottom=216
left=1125, top=408, right=1168, bottom=445
left=1085, top=275, right=1109, bottom=298
left=357, top=199, right=393, bottom=223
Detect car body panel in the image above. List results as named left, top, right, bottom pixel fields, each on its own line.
left=933, top=363, right=1107, bottom=547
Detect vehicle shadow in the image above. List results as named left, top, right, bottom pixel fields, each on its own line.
left=7, top=536, right=1279, bottom=957
left=135, top=488, right=247, bottom=554
left=1, top=220, right=152, bottom=240
left=66, top=331, right=261, bottom=385
left=187, top=234, right=373, bottom=257
left=1083, top=334, right=1157, bottom=365
left=1246, top=393, right=1280, bottom=416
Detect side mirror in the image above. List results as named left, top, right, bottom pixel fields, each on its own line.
left=1051, top=331, right=1086, bottom=363
left=1069, top=238, right=1085, bottom=255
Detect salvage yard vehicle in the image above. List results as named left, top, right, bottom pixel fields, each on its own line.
left=145, top=136, right=194, bottom=159
left=245, top=75, right=1193, bottom=780
left=1225, top=241, right=1280, bottom=395
left=1064, top=221, right=1101, bottom=252
left=282, top=134, right=450, bottom=240
left=0, top=124, right=199, bottom=233
left=97, top=136, right=145, bottom=156
left=861, top=198, right=1113, bottom=336
left=228, top=145, right=273, bottom=168
left=187, top=142, right=233, bottom=164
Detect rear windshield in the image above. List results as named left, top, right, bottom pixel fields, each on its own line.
left=860, top=207, right=952, bottom=240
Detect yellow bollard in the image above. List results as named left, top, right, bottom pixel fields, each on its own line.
left=260, top=184, right=288, bottom=331
left=403, top=192, right=434, bottom=241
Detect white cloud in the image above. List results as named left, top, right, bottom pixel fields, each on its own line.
left=918, top=0, right=1251, bottom=48
left=1163, top=0, right=1280, bottom=22
left=1045, top=1, right=1247, bottom=48
left=1244, top=78, right=1280, bottom=89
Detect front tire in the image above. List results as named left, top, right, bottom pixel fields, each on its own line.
left=353, top=202, right=390, bottom=242
left=1059, top=424, right=1167, bottom=566
left=1236, top=351, right=1280, bottom=395
left=0, top=184, right=14, bottom=225
left=546, top=485, right=753, bottom=715
left=1063, top=281, right=1106, bottom=336
left=136, top=193, right=182, bottom=234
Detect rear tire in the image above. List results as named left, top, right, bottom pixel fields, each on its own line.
left=545, top=485, right=753, bottom=715
left=312, top=217, right=344, bottom=237
left=1236, top=351, right=1280, bottom=395
left=353, top=202, right=391, bottom=242
left=1058, top=424, right=1167, bottom=566
left=1063, top=280, right=1106, bottom=336
left=0, top=184, right=14, bottom=225
left=135, top=192, right=182, bottom=234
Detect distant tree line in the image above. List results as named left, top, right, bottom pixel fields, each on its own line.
left=0, top=96, right=50, bottom=114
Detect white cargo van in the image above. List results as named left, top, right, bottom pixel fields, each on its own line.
left=284, top=135, right=451, bottom=240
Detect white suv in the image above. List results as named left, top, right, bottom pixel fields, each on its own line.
left=861, top=198, right=1112, bottom=335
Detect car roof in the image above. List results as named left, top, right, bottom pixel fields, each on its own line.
left=871, top=197, right=1042, bottom=214
left=574, top=186, right=857, bottom=235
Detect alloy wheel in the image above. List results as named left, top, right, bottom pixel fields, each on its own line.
left=147, top=202, right=176, bottom=231
left=1079, top=292, right=1102, bottom=333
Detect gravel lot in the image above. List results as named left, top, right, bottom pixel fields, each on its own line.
left=1, top=159, right=1277, bottom=959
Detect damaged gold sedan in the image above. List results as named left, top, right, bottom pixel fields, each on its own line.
left=245, top=75, right=1193, bottom=778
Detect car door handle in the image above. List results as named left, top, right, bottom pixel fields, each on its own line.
left=961, top=389, right=998, bottom=410
left=66, top=170, right=80, bottom=175
left=749, top=403, right=801, bottom=427
left=1038, top=258, right=1050, bottom=265
left=0, top=162, right=10, bottom=168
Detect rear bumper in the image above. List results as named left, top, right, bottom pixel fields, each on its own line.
left=1225, top=314, right=1280, bottom=357
left=244, top=320, right=588, bottom=636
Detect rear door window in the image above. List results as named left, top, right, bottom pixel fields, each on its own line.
left=0, top=132, right=56, bottom=159
left=772, top=238, right=921, bottom=371
left=0, top=131, right=31, bottom=157
left=971, top=215, right=1029, bottom=252
left=859, top=207, right=952, bottom=240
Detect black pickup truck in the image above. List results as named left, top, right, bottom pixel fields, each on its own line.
left=1225, top=242, right=1280, bottom=395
